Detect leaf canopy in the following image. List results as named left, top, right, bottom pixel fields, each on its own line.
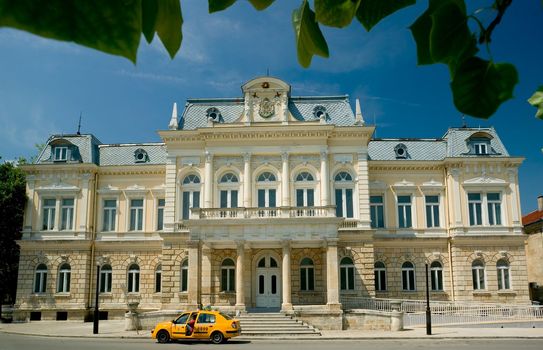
left=356, top=0, right=415, bottom=31
left=527, top=86, right=543, bottom=119
left=292, top=0, right=329, bottom=68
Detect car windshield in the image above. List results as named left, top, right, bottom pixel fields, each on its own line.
left=175, top=313, right=190, bottom=324
left=219, top=312, right=232, bottom=320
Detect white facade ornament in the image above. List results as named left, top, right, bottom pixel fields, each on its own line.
left=259, top=97, right=275, bottom=118
left=354, top=98, right=365, bottom=125
left=168, top=102, right=178, bottom=130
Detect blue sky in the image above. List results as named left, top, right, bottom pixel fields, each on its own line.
left=0, top=1, right=541, bottom=213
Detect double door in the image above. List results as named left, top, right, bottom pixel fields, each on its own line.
left=255, top=255, right=281, bottom=308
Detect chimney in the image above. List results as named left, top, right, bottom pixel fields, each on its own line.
left=538, top=195, right=543, bottom=211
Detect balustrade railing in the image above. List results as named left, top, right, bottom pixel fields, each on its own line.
left=340, top=296, right=543, bottom=326
left=189, top=206, right=337, bottom=220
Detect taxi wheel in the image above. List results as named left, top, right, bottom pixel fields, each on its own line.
left=156, top=330, right=170, bottom=344
left=210, top=331, right=224, bottom=344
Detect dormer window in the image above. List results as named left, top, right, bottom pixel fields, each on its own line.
left=54, top=146, right=68, bottom=161
left=206, top=107, right=221, bottom=122
left=466, top=132, right=493, bottom=156
left=474, top=142, right=488, bottom=155
left=394, top=143, right=408, bottom=159
left=134, top=149, right=149, bottom=163
left=313, top=105, right=327, bottom=120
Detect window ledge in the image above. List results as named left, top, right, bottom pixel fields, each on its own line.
left=339, top=291, right=357, bottom=295
left=54, top=293, right=71, bottom=297
left=99, top=293, right=113, bottom=297
left=497, top=290, right=516, bottom=295
left=472, top=291, right=492, bottom=296
left=30, top=293, right=47, bottom=298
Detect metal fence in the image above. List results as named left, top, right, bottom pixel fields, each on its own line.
left=340, top=296, right=543, bottom=327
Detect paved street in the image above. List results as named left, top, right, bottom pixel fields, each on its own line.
left=2, top=333, right=543, bottom=350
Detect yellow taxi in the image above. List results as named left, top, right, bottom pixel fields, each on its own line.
left=151, top=310, right=241, bottom=344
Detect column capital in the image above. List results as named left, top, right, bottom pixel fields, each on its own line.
left=320, top=150, right=329, bottom=160
left=243, top=153, right=251, bottom=162
left=187, top=240, right=201, bottom=249
left=325, top=238, right=339, bottom=247
left=281, top=152, right=289, bottom=161
left=281, top=239, right=291, bottom=249
left=236, top=240, right=246, bottom=250
left=205, top=151, right=213, bottom=162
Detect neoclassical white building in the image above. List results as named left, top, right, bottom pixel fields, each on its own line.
left=14, top=77, right=529, bottom=322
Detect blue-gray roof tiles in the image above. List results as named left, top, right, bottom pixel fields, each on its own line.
left=443, top=127, right=509, bottom=157
left=98, top=143, right=167, bottom=166
left=368, top=139, right=447, bottom=161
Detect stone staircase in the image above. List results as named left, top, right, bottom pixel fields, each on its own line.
left=237, top=312, right=321, bottom=337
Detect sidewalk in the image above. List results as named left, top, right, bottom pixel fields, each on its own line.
left=1, top=320, right=543, bottom=340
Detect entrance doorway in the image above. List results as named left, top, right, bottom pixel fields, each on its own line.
left=255, top=255, right=281, bottom=308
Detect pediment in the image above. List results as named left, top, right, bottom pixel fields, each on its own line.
left=392, top=179, right=416, bottom=190
left=369, top=180, right=387, bottom=190
left=463, top=176, right=507, bottom=186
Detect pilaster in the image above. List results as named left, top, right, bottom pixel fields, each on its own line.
left=281, top=152, right=290, bottom=206
left=281, top=240, right=292, bottom=311
left=204, top=152, right=214, bottom=208
left=320, top=151, right=330, bottom=206
left=163, top=156, right=177, bottom=232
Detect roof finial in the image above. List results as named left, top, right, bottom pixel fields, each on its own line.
left=168, top=102, right=179, bottom=130
left=77, top=112, right=82, bottom=135
left=461, top=114, right=467, bottom=128
left=354, top=98, right=365, bottom=126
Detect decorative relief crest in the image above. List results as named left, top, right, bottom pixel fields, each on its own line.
left=259, top=97, right=275, bottom=118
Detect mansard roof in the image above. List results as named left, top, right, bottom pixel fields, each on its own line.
left=443, top=127, right=509, bottom=157
left=368, top=139, right=446, bottom=161
left=37, top=134, right=101, bottom=164
left=99, top=143, right=166, bottom=166
left=178, top=95, right=354, bottom=130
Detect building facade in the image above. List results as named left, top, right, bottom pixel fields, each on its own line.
left=14, top=77, right=529, bottom=322
left=523, top=195, right=543, bottom=302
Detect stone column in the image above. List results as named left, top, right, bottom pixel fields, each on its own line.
left=508, top=169, right=521, bottom=226
left=235, top=241, right=246, bottom=311
left=320, top=151, right=330, bottom=206
left=23, top=175, right=36, bottom=233
left=450, top=168, right=463, bottom=228
left=204, top=152, right=213, bottom=208
left=78, top=173, right=92, bottom=233
left=281, top=152, right=290, bottom=206
left=357, top=151, right=371, bottom=228
left=163, top=156, right=177, bottom=232
left=281, top=240, right=293, bottom=311
left=325, top=239, right=341, bottom=310
left=200, top=246, right=212, bottom=307
left=187, top=240, right=201, bottom=308
left=243, top=153, right=252, bottom=207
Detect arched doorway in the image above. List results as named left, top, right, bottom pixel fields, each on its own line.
left=255, top=254, right=281, bottom=308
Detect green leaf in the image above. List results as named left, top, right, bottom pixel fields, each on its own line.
left=528, top=86, right=543, bottom=119
left=429, top=0, right=472, bottom=64
left=357, top=0, right=415, bottom=31
left=451, top=57, right=518, bottom=119
left=248, top=0, right=275, bottom=11
left=0, top=0, right=142, bottom=63
left=315, top=0, right=361, bottom=28
left=154, top=0, right=183, bottom=59
left=292, top=0, right=329, bottom=68
left=142, top=0, right=158, bottom=43
left=209, top=0, right=236, bottom=13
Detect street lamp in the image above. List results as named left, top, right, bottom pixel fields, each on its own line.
left=425, top=263, right=432, bottom=335
left=93, top=264, right=100, bottom=334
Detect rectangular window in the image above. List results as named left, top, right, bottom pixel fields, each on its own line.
left=157, top=199, right=165, bottom=231
left=397, top=195, right=412, bottom=228
left=102, top=199, right=117, bottom=231
left=425, top=195, right=440, bottom=228
left=42, top=198, right=56, bottom=230
left=129, top=199, right=144, bottom=231
left=468, top=193, right=482, bottom=226
left=54, top=146, right=68, bottom=161
left=487, top=192, right=502, bottom=225
left=474, top=143, right=488, bottom=155
left=335, top=188, right=354, bottom=218
left=60, top=198, right=74, bottom=231
left=155, top=270, right=161, bottom=293
left=370, top=195, right=385, bottom=228
left=182, top=191, right=200, bottom=220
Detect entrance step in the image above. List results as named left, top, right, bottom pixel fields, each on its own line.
left=238, top=312, right=320, bottom=337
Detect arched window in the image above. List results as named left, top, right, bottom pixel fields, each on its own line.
left=219, top=173, right=239, bottom=209
left=221, top=259, right=235, bottom=292
left=401, top=261, right=415, bottom=291
left=57, top=263, right=71, bottom=293
left=295, top=171, right=315, bottom=213
left=256, top=171, right=277, bottom=210
left=34, top=264, right=48, bottom=293
left=430, top=261, right=443, bottom=291
left=334, top=171, right=354, bottom=218
left=340, top=257, right=355, bottom=291
left=155, top=264, right=162, bottom=293
left=181, top=174, right=201, bottom=220
left=127, top=264, right=140, bottom=293
left=497, top=259, right=510, bottom=290
left=100, top=264, right=112, bottom=293
left=300, top=258, right=315, bottom=291
left=472, top=260, right=486, bottom=290
left=374, top=261, right=387, bottom=291
left=181, top=259, right=189, bottom=292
